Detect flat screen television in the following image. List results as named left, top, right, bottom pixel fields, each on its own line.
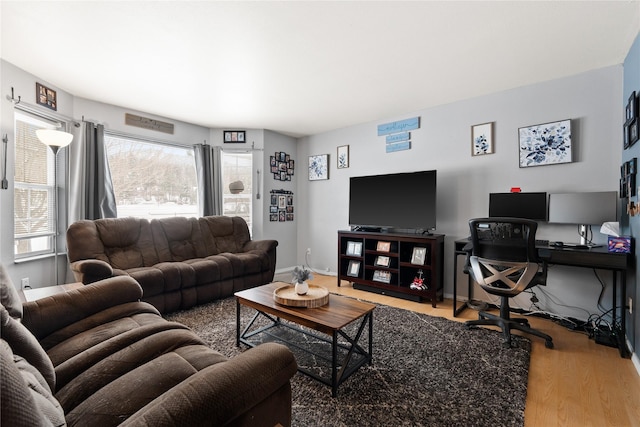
left=348, top=170, right=437, bottom=232
left=489, top=192, right=547, bottom=221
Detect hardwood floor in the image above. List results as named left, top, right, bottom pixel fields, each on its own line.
left=309, top=274, right=640, bottom=427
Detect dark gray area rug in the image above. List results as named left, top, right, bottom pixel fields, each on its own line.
left=166, top=297, right=531, bottom=427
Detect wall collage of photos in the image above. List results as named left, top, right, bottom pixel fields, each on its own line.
left=270, top=151, right=295, bottom=222
left=270, top=190, right=294, bottom=222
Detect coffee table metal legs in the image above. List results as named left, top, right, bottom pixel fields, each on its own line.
left=236, top=302, right=373, bottom=397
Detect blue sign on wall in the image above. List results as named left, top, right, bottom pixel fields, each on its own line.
left=377, top=117, right=420, bottom=136
left=386, top=132, right=410, bottom=143
left=386, top=141, right=411, bottom=153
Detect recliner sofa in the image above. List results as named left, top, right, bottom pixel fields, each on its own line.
left=67, top=215, right=277, bottom=314
left=0, top=266, right=297, bottom=427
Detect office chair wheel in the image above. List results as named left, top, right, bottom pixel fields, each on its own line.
left=545, top=340, right=554, bottom=349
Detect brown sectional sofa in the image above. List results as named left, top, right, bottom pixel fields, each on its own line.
left=1, top=267, right=297, bottom=426
left=67, top=215, right=277, bottom=314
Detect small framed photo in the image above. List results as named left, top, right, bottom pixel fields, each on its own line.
left=630, top=119, right=639, bottom=146
left=36, top=83, right=57, bottom=111
left=376, top=241, right=391, bottom=252
left=411, top=247, right=427, bottom=265
left=372, top=270, right=391, bottom=283
left=375, top=255, right=390, bottom=267
left=337, top=145, right=349, bottom=169
left=624, top=123, right=631, bottom=149
left=346, top=241, right=362, bottom=256
left=309, top=154, right=329, bottom=180
left=278, top=195, right=286, bottom=209
left=627, top=91, right=637, bottom=123
left=223, top=130, right=246, bottom=143
left=347, top=260, right=360, bottom=277
left=471, top=122, right=493, bottom=156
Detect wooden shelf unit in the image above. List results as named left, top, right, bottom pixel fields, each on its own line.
left=337, top=230, right=445, bottom=306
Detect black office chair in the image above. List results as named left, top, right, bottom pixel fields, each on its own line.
left=465, top=217, right=554, bottom=349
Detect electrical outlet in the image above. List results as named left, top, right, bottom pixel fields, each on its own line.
left=306, top=248, right=311, bottom=255
left=629, top=297, right=633, bottom=314
left=21, top=277, right=29, bottom=289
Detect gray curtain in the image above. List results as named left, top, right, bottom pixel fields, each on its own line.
left=195, top=144, right=222, bottom=216
left=69, top=121, right=117, bottom=220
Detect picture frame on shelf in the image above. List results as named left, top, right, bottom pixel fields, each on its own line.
left=346, top=241, right=362, bottom=256
left=337, top=145, right=349, bottom=169
left=518, top=119, right=572, bottom=168
left=223, top=130, right=246, bottom=143
left=374, top=255, right=390, bottom=267
left=376, top=241, right=391, bottom=252
left=411, top=247, right=427, bottom=265
left=372, top=270, right=391, bottom=284
left=471, top=122, right=493, bottom=156
left=347, top=260, right=360, bottom=277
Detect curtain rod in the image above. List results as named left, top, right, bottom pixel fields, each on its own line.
left=10, top=99, right=80, bottom=128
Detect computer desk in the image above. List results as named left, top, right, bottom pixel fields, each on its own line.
left=453, top=238, right=631, bottom=358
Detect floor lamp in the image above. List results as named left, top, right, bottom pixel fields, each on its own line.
left=36, top=129, right=73, bottom=285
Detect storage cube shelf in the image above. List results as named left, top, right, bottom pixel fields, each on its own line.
left=337, top=230, right=445, bottom=306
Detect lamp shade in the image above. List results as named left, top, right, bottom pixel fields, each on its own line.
left=36, top=129, right=73, bottom=147
left=229, top=180, right=244, bottom=194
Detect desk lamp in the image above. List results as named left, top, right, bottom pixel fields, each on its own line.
left=36, top=129, right=73, bottom=285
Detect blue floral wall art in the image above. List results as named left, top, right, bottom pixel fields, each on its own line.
left=308, top=154, right=329, bottom=180
left=472, top=122, right=493, bottom=156
left=519, top=119, right=572, bottom=167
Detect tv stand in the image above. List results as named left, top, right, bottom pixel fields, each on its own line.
left=337, top=230, right=445, bottom=306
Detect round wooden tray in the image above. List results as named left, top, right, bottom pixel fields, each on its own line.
left=273, top=284, right=329, bottom=308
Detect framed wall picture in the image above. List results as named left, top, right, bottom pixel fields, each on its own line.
left=471, top=122, right=493, bottom=156
left=347, top=260, right=360, bottom=277
left=337, top=145, right=349, bottom=168
left=631, top=119, right=639, bottom=146
left=411, top=247, right=427, bottom=265
left=309, top=154, right=329, bottom=180
left=627, top=91, right=637, bottom=123
left=518, top=119, right=572, bottom=168
left=36, top=83, right=57, bottom=111
left=223, top=130, right=246, bottom=143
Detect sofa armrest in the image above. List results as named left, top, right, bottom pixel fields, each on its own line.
left=69, top=259, right=114, bottom=284
left=22, top=276, right=143, bottom=340
left=122, top=342, right=297, bottom=427
left=243, top=239, right=278, bottom=254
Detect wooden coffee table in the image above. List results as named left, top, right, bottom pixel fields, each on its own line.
left=235, top=282, right=375, bottom=397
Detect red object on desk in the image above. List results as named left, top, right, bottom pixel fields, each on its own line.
left=510, top=187, right=521, bottom=193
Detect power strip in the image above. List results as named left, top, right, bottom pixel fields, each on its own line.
left=594, top=329, right=618, bottom=348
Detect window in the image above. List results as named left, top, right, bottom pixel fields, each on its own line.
left=13, top=112, right=60, bottom=258
left=104, top=134, right=199, bottom=219
left=221, top=151, right=252, bottom=233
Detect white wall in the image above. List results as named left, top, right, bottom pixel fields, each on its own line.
left=298, top=65, right=623, bottom=320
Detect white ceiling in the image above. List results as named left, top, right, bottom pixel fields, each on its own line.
left=1, top=1, right=639, bottom=137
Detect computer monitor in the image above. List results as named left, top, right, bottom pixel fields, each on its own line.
left=488, top=192, right=547, bottom=221
left=548, top=191, right=618, bottom=246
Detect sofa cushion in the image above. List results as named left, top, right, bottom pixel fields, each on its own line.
left=151, top=216, right=207, bottom=262
left=1, top=264, right=23, bottom=319
left=1, top=306, right=56, bottom=391
left=199, top=216, right=251, bottom=255
left=0, top=339, right=66, bottom=427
